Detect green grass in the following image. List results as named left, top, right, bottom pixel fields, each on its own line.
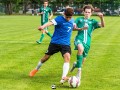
left=0, top=15, right=120, bottom=90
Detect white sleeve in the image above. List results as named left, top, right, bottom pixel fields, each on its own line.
left=73, top=23, right=76, bottom=26
left=51, top=19, right=57, bottom=25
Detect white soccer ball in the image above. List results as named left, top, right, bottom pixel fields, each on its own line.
left=68, top=76, right=80, bottom=88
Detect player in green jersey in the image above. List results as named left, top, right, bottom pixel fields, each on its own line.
left=36, top=0, right=53, bottom=44
left=70, top=5, right=105, bottom=82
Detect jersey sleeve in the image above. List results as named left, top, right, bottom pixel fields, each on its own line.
left=75, top=18, right=81, bottom=27
left=38, top=7, right=42, bottom=13
left=51, top=19, right=57, bottom=25
left=75, top=18, right=79, bottom=24
left=51, top=16, right=61, bottom=25
left=92, top=19, right=100, bottom=30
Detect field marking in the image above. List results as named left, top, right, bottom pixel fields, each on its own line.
left=0, top=40, right=120, bottom=45
left=92, top=42, right=120, bottom=46
left=0, top=41, right=35, bottom=44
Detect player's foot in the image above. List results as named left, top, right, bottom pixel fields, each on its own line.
left=76, top=76, right=81, bottom=86
left=29, top=69, right=38, bottom=77
left=70, top=62, right=76, bottom=72
left=76, top=76, right=81, bottom=81
left=60, top=77, right=69, bottom=84
left=36, top=40, right=42, bottom=44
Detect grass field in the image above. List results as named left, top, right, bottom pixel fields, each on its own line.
left=0, top=15, right=120, bottom=90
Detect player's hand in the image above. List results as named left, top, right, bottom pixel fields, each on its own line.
left=38, top=26, right=44, bottom=30
left=38, top=12, right=44, bottom=15
left=82, top=26, right=88, bottom=30
left=41, top=12, right=44, bottom=14
left=49, top=17, right=51, bottom=21
left=97, top=12, right=103, bottom=18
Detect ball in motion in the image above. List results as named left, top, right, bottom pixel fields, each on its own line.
left=68, top=76, right=80, bottom=88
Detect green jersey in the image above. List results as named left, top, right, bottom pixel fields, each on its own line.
left=75, top=17, right=100, bottom=47
left=39, top=6, right=52, bottom=25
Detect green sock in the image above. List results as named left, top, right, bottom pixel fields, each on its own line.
left=39, top=34, right=45, bottom=42
left=75, top=55, right=83, bottom=68
left=47, top=32, right=52, bottom=37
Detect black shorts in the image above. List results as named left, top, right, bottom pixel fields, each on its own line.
left=45, top=43, right=71, bottom=56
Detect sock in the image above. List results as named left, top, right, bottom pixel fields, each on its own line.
left=75, top=55, right=83, bottom=68
left=35, top=61, right=42, bottom=70
left=62, top=62, right=69, bottom=79
left=46, top=32, right=52, bottom=37
left=76, top=68, right=81, bottom=80
left=39, top=34, right=45, bottom=42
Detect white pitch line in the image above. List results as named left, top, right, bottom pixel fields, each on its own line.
left=0, top=41, right=35, bottom=44
left=0, top=41, right=120, bottom=45
left=92, top=42, right=120, bottom=46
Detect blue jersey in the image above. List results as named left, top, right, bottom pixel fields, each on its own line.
left=51, top=16, right=74, bottom=46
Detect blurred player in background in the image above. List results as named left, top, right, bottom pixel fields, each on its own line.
left=70, top=5, right=105, bottom=83
left=36, top=0, right=53, bottom=44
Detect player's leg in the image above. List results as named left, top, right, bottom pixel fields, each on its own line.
left=82, top=57, right=86, bottom=64
left=29, top=54, right=51, bottom=77
left=60, top=45, right=71, bottom=84
left=76, top=68, right=82, bottom=81
left=45, top=29, right=52, bottom=37
left=70, top=44, right=84, bottom=72
left=29, top=43, right=56, bottom=77
left=76, top=44, right=84, bottom=67
left=60, top=53, right=70, bottom=84
left=29, top=43, right=60, bottom=77
left=36, top=30, right=45, bottom=44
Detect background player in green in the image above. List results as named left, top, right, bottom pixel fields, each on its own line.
left=36, top=0, right=53, bottom=44
left=70, top=5, right=105, bottom=83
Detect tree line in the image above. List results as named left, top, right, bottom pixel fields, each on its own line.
left=0, top=0, right=120, bottom=15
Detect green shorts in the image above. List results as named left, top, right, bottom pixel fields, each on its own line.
left=74, top=39, right=90, bottom=58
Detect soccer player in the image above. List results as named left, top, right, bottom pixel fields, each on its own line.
left=36, top=0, right=53, bottom=44
left=29, top=7, right=74, bottom=84
left=70, top=5, right=105, bottom=82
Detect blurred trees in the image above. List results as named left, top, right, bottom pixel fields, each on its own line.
left=0, top=0, right=119, bottom=15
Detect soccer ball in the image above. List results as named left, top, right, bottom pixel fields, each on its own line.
left=68, top=76, right=80, bottom=88
left=51, top=84, right=56, bottom=89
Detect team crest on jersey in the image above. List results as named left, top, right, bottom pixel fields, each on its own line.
left=79, top=19, right=83, bottom=22
left=88, top=21, right=92, bottom=24
left=45, top=50, right=49, bottom=53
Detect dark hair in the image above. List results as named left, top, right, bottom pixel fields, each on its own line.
left=43, top=0, right=48, bottom=3
left=64, top=8, right=74, bottom=16
left=83, top=5, right=94, bottom=12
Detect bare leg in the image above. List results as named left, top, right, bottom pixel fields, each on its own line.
left=60, top=53, right=70, bottom=83
left=29, top=54, right=51, bottom=77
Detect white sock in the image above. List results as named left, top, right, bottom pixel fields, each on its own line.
left=62, top=62, right=69, bottom=79
left=76, top=68, right=81, bottom=80
left=35, top=61, right=42, bottom=70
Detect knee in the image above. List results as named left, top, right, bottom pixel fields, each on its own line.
left=41, top=55, right=50, bottom=63
left=77, top=45, right=84, bottom=54
left=63, top=53, right=70, bottom=63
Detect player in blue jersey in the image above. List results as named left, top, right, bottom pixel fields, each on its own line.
left=29, top=7, right=74, bottom=84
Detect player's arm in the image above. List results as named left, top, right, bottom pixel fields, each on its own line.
left=97, top=12, right=105, bottom=27
left=73, top=23, right=88, bottom=31
left=38, top=12, right=44, bottom=15
left=49, top=11, right=53, bottom=20
left=38, top=8, right=44, bottom=15
left=38, top=21, right=53, bottom=30
left=38, top=10, right=44, bottom=15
